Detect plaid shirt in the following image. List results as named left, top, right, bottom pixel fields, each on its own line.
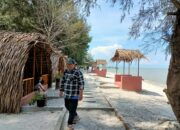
left=60, top=68, right=84, bottom=99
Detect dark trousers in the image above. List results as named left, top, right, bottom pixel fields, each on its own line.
left=65, top=98, right=78, bottom=125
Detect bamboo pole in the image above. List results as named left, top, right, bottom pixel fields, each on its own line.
left=116, top=61, right=118, bottom=74
left=128, top=62, right=130, bottom=75
left=23, top=77, right=34, bottom=81
left=123, top=61, right=125, bottom=74
left=138, top=58, right=140, bottom=76
left=33, top=46, right=35, bottom=85
left=40, top=50, right=42, bottom=75
left=26, top=81, right=28, bottom=95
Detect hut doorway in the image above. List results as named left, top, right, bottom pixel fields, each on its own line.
left=23, top=46, right=52, bottom=96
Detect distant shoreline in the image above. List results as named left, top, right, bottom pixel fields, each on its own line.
left=106, top=71, right=167, bottom=88
left=143, top=79, right=166, bottom=88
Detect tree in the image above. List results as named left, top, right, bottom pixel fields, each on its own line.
left=61, top=18, right=92, bottom=64
left=0, top=0, right=91, bottom=65
left=75, top=0, right=180, bottom=122
left=84, top=53, right=94, bottom=66
left=0, top=0, right=35, bottom=31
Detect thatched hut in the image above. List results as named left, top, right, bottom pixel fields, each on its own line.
left=96, top=59, right=107, bottom=65
left=92, top=59, right=107, bottom=77
left=0, top=32, right=53, bottom=113
left=111, top=49, right=146, bottom=75
left=111, top=49, right=145, bottom=62
left=111, top=49, right=146, bottom=91
left=51, top=51, right=67, bottom=79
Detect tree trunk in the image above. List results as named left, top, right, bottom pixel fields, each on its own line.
left=166, top=10, right=180, bottom=123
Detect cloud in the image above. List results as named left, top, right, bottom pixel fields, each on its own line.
left=89, top=43, right=122, bottom=62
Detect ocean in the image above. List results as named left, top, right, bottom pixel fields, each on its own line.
left=107, top=67, right=168, bottom=87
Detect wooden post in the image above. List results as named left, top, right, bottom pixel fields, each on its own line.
left=128, top=62, right=131, bottom=75
left=33, top=46, right=35, bottom=85
left=123, top=61, right=125, bottom=74
left=26, top=81, right=28, bottom=95
left=138, top=58, right=140, bottom=76
left=116, top=61, right=118, bottom=74
left=40, top=50, right=42, bottom=75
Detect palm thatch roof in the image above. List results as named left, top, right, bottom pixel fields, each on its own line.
left=91, top=61, right=97, bottom=67
left=111, top=49, right=146, bottom=62
left=0, top=31, right=53, bottom=113
left=96, top=59, right=107, bottom=65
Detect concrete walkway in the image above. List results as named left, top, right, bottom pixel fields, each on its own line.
left=0, top=83, right=65, bottom=130
left=0, top=73, right=126, bottom=130
left=60, top=73, right=126, bottom=130
left=1, top=72, right=179, bottom=130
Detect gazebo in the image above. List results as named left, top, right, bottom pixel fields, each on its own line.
left=111, top=49, right=146, bottom=91
left=91, top=59, right=107, bottom=77
left=0, top=31, right=53, bottom=113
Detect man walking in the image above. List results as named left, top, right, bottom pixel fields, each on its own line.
left=59, top=58, right=84, bottom=130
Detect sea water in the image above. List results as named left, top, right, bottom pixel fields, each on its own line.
left=107, top=67, right=168, bottom=87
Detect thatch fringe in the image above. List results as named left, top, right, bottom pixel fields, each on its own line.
left=111, top=49, right=146, bottom=62
left=96, top=59, right=107, bottom=65
left=0, top=31, right=52, bottom=113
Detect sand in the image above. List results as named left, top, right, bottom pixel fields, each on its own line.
left=86, top=72, right=180, bottom=130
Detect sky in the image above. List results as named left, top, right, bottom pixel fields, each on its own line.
left=87, top=1, right=170, bottom=68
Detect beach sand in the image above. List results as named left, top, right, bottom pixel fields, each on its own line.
left=86, top=71, right=180, bottom=130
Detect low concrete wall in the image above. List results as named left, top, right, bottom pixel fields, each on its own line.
left=97, top=69, right=107, bottom=77
left=21, top=92, right=36, bottom=106
left=115, top=75, right=142, bottom=91
left=21, top=84, right=48, bottom=106
left=121, top=76, right=142, bottom=91
left=91, top=69, right=97, bottom=73
left=115, top=74, right=131, bottom=82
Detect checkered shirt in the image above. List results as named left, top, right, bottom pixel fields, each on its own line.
left=60, top=68, right=84, bottom=98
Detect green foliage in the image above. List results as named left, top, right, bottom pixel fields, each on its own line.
left=29, top=93, right=45, bottom=105
left=61, top=16, right=92, bottom=65
left=0, top=0, right=35, bottom=32
left=55, top=72, right=63, bottom=80
left=84, top=53, right=94, bottom=66
left=0, top=0, right=92, bottom=65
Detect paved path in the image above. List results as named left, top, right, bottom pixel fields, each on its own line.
left=60, top=73, right=126, bottom=130
left=1, top=72, right=179, bottom=130
left=21, top=73, right=126, bottom=130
